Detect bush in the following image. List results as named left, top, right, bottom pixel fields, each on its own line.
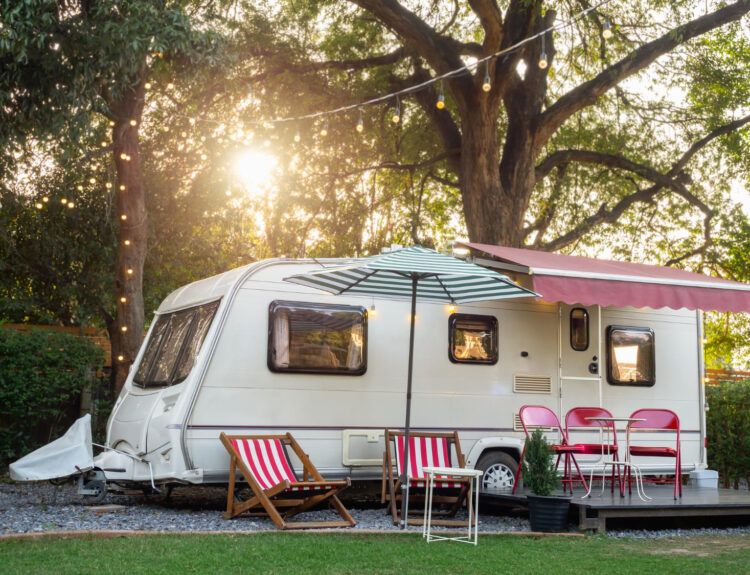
left=705, top=379, right=750, bottom=488
left=523, top=427, right=560, bottom=496
left=0, top=327, right=104, bottom=470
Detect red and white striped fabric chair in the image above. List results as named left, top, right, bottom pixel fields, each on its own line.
left=382, top=430, right=470, bottom=526
left=220, top=433, right=355, bottom=529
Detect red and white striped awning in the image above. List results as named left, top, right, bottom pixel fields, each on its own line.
left=460, top=243, right=750, bottom=313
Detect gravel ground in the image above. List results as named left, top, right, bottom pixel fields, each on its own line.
left=2, top=481, right=750, bottom=539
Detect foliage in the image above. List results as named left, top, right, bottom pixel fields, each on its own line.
left=0, top=328, right=104, bottom=468
left=705, top=379, right=750, bottom=488
left=523, top=427, right=561, bottom=497
left=3, top=532, right=750, bottom=574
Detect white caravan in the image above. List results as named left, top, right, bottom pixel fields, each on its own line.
left=93, top=245, right=750, bottom=492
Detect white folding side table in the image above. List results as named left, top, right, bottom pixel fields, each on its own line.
left=421, top=466, right=483, bottom=545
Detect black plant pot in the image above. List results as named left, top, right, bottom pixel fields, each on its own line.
left=527, top=494, right=571, bottom=532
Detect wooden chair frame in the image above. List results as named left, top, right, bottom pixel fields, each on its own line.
left=381, top=429, right=470, bottom=527
left=220, top=432, right=355, bottom=529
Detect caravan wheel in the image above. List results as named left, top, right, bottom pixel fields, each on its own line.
left=477, top=451, right=517, bottom=491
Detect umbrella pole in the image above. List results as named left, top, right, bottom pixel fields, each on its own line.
left=400, top=276, right=418, bottom=529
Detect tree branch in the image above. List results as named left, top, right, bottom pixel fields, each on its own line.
left=468, top=0, right=504, bottom=52
left=535, top=1, right=750, bottom=150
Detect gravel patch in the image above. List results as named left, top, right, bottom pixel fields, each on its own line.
left=2, top=481, right=749, bottom=539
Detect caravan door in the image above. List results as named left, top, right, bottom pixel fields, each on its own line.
left=558, top=304, right=602, bottom=419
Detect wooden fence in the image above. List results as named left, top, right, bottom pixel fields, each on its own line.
left=705, top=368, right=750, bottom=385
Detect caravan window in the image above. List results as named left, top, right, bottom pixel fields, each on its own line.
left=606, top=325, right=655, bottom=386
left=268, top=300, right=367, bottom=375
left=133, top=300, right=220, bottom=388
left=449, top=314, right=498, bottom=365
left=570, top=308, right=589, bottom=351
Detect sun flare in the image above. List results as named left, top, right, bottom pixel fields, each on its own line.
left=233, top=149, right=277, bottom=192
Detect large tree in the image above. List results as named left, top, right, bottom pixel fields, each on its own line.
left=232, top=0, right=749, bottom=255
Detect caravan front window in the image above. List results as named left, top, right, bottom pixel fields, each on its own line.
left=606, top=325, right=655, bottom=386
left=268, top=301, right=367, bottom=375
left=133, top=300, right=220, bottom=388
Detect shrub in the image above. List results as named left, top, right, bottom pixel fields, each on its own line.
left=0, top=327, right=104, bottom=470
left=705, top=379, right=750, bottom=488
left=523, top=427, right=560, bottom=496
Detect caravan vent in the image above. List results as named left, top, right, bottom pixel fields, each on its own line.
left=513, top=374, right=552, bottom=394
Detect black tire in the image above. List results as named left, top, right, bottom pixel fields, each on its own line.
left=81, top=480, right=108, bottom=505
left=476, top=451, right=518, bottom=491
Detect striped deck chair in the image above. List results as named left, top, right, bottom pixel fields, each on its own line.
left=220, top=432, right=355, bottom=529
left=381, top=429, right=470, bottom=526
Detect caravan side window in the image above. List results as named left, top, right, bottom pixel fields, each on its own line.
left=268, top=300, right=367, bottom=375
left=570, top=308, right=589, bottom=351
left=449, top=314, right=498, bottom=365
left=606, top=325, right=655, bottom=387
left=133, top=300, right=220, bottom=388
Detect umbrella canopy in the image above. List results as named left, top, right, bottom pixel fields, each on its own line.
left=285, top=246, right=538, bottom=526
left=285, top=246, right=536, bottom=302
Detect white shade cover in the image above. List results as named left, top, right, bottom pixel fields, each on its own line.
left=10, top=414, right=94, bottom=481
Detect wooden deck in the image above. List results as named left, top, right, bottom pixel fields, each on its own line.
left=482, top=486, right=750, bottom=533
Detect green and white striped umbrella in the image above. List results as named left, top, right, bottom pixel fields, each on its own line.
left=284, top=246, right=537, bottom=303
left=285, top=246, right=538, bottom=528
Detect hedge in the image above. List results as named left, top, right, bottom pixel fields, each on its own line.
left=706, top=379, right=750, bottom=488
left=0, top=327, right=104, bottom=470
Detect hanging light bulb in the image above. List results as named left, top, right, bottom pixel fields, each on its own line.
left=42, top=197, right=49, bottom=202
left=35, top=203, right=43, bottom=210
left=294, top=130, right=301, bottom=142
left=119, top=184, right=126, bottom=191
left=368, top=304, right=377, bottom=318
left=448, top=300, right=457, bottom=314
left=167, top=82, right=174, bottom=90
left=121, top=214, right=127, bottom=220
left=120, top=296, right=127, bottom=303
left=436, top=81, right=446, bottom=109
left=67, top=202, right=75, bottom=208
left=89, top=177, right=96, bottom=184
left=392, top=96, right=401, bottom=124
left=61, top=198, right=68, bottom=204
left=126, top=268, right=134, bottom=275
left=105, top=182, right=112, bottom=189
left=200, top=153, right=208, bottom=160
left=602, top=21, right=613, bottom=39
left=124, top=240, right=131, bottom=246
left=117, top=355, right=125, bottom=362
left=100, top=141, right=108, bottom=147
left=129, top=119, right=137, bottom=127
left=539, top=34, right=548, bottom=69
left=482, top=61, right=491, bottom=92
left=144, top=82, right=152, bottom=90
left=320, top=122, right=328, bottom=137
left=356, top=111, right=364, bottom=133
left=189, top=117, right=196, bottom=125
left=121, top=325, right=128, bottom=332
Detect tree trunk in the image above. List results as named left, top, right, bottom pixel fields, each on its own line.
left=107, top=83, right=148, bottom=396
left=459, top=104, right=534, bottom=248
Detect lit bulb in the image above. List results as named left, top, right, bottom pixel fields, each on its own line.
left=167, top=82, right=174, bottom=90
left=448, top=302, right=456, bottom=313
left=189, top=118, right=196, bottom=125
left=144, top=82, right=152, bottom=90
left=702, top=337, right=708, bottom=344
left=35, top=203, right=43, bottom=209
left=121, top=214, right=127, bottom=220
left=602, top=21, right=613, bottom=39
left=368, top=305, right=377, bottom=318
left=120, top=185, right=126, bottom=191
left=436, top=93, right=445, bottom=109
left=101, top=141, right=108, bottom=147
left=105, top=182, right=112, bottom=189
left=294, top=131, right=301, bottom=142
left=109, top=121, right=115, bottom=127
left=200, top=153, right=207, bottom=160
left=392, top=108, right=400, bottom=124
left=482, top=74, right=491, bottom=92
left=181, top=131, right=188, bottom=138
left=77, top=185, right=83, bottom=191
left=538, top=52, right=548, bottom=69
left=121, top=325, right=128, bottom=332
left=320, top=123, right=328, bottom=137
left=356, top=116, right=364, bottom=133
left=61, top=198, right=68, bottom=204
left=129, top=119, right=137, bottom=127
left=42, top=197, right=49, bottom=202
left=117, top=355, right=125, bottom=362
left=120, top=296, right=127, bottom=303
left=120, top=153, right=127, bottom=160
left=126, top=268, right=134, bottom=275
left=124, top=240, right=131, bottom=246
left=67, top=202, right=74, bottom=208
left=89, top=178, right=96, bottom=184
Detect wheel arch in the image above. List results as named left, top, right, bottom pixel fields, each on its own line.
left=465, top=436, right=523, bottom=469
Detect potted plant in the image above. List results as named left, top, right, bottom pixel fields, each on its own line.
left=523, top=427, right=571, bottom=532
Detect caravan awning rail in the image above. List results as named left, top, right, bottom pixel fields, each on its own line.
left=461, top=243, right=750, bottom=313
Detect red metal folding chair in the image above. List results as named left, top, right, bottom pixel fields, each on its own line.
left=513, top=405, right=588, bottom=494
left=627, top=409, right=682, bottom=499
left=565, top=407, right=621, bottom=493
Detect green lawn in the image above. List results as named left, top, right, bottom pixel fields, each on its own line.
left=2, top=532, right=749, bottom=575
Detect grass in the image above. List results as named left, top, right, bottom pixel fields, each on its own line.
left=2, top=532, right=749, bottom=575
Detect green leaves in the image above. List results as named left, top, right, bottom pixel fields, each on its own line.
left=523, top=427, right=561, bottom=497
